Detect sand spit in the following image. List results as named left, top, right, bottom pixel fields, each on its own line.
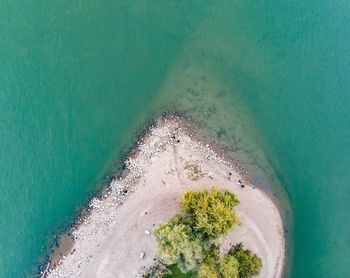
left=44, top=117, right=285, bottom=278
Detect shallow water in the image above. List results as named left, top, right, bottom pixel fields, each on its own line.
left=1, top=1, right=350, bottom=277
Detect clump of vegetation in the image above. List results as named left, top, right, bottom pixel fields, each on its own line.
left=181, top=189, right=240, bottom=239
left=219, top=254, right=239, bottom=278
left=197, top=246, right=220, bottom=278
left=184, top=162, right=206, bottom=181
left=229, top=243, right=262, bottom=278
left=146, top=189, right=262, bottom=278
left=154, top=216, right=207, bottom=273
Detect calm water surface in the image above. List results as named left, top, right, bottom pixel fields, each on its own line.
left=1, top=1, right=350, bottom=277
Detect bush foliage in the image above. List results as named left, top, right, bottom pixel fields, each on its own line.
left=229, top=243, right=262, bottom=278
left=197, top=246, right=219, bottom=278
left=181, top=189, right=240, bottom=239
left=219, top=254, right=239, bottom=278
left=154, top=216, right=206, bottom=273
left=153, top=189, right=262, bottom=278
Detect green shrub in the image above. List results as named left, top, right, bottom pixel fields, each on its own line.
left=154, top=216, right=206, bottom=273
left=197, top=246, right=219, bottom=278
left=219, top=254, right=239, bottom=278
left=163, top=265, right=195, bottom=278
left=229, top=243, right=262, bottom=278
left=181, top=189, right=240, bottom=239
left=197, top=263, right=218, bottom=278
left=154, top=189, right=262, bottom=278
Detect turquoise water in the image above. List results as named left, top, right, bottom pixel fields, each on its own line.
left=1, top=1, right=350, bottom=277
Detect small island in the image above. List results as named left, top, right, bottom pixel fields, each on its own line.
left=44, top=116, right=285, bottom=278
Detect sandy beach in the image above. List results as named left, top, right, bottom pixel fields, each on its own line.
left=44, top=117, right=285, bottom=278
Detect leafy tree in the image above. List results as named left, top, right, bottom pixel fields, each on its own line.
left=198, top=246, right=219, bottom=278
left=219, top=254, right=239, bottom=278
left=198, top=263, right=218, bottom=278
left=181, top=189, right=240, bottom=239
left=154, top=216, right=206, bottom=273
left=229, top=243, right=262, bottom=278
left=198, top=246, right=240, bottom=278
left=153, top=190, right=263, bottom=278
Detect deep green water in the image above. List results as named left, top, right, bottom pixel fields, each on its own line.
left=1, top=1, right=350, bottom=277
